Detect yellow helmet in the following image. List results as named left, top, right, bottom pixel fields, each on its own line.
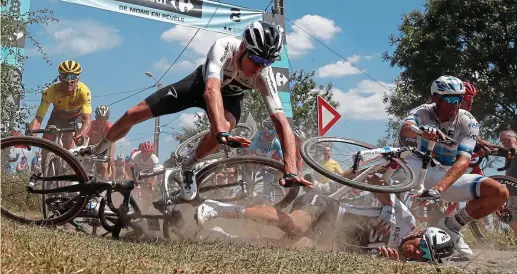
left=58, top=60, right=82, bottom=75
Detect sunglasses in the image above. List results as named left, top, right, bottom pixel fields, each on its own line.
left=439, top=95, right=463, bottom=104
left=60, top=74, right=79, bottom=81
left=248, top=53, right=274, bottom=67
left=420, top=238, right=432, bottom=261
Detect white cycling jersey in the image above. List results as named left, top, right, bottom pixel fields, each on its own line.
left=394, top=103, right=486, bottom=202
left=128, top=151, right=159, bottom=172
left=336, top=197, right=416, bottom=249
left=202, top=37, right=284, bottom=116
left=403, top=103, right=479, bottom=166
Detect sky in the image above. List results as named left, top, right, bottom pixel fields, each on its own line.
left=18, top=0, right=505, bottom=176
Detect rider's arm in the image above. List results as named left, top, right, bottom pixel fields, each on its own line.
left=399, top=106, right=428, bottom=144
left=203, top=41, right=229, bottom=135
left=30, top=87, right=53, bottom=134
left=271, top=113, right=298, bottom=175
left=77, top=86, right=92, bottom=139
left=256, top=72, right=297, bottom=175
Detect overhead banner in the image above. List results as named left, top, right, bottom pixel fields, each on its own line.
left=61, top=0, right=263, bottom=36
left=1, top=0, right=31, bottom=65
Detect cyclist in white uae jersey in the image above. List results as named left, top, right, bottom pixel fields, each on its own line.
left=397, top=75, right=509, bottom=258
left=83, top=21, right=312, bottom=203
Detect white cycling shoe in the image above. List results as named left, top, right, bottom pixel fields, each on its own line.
left=195, top=199, right=224, bottom=227
left=438, top=217, right=473, bottom=259
left=179, top=168, right=197, bottom=201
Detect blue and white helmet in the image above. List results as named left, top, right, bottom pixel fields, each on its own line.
left=430, top=76, right=466, bottom=96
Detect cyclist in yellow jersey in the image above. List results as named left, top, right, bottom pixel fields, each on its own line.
left=29, top=60, right=92, bottom=149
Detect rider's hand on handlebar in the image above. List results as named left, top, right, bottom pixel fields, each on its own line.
left=416, top=188, right=441, bottom=202
left=421, top=125, right=446, bottom=142
left=73, top=132, right=85, bottom=146
left=279, top=173, right=313, bottom=189
left=216, top=132, right=252, bottom=148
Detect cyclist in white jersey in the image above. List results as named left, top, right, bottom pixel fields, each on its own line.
left=195, top=176, right=455, bottom=263
left=397, top=75, right=509, bottom=258
left=86, top=21, right=312, bottom=203
left=126, top=141, right=160, bottom=176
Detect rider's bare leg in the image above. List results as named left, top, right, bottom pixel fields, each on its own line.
left=94, top=101, right=153, bottom=153
left=213, top=203, right=313, bottom=236
left=450, top=178, right=509, bottom=229
left=61, top=132, right=75, bottom=150
left=182, top=111, right=236, bottom=168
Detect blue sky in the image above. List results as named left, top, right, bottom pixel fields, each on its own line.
left=19, top=0, right=504, bottom=176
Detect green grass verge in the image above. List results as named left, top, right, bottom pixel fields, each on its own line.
left=2, top=218, right=496, bottom=274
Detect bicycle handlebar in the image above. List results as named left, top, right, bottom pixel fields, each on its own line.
left=409, top=125, right=457, bottom=146
left=25, top=121, right=79, bottom=135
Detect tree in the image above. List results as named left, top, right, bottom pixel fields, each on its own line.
left=174, top=70, right=340, bottom=143
left=174, top=112, right=210, bottom=143
left=1, top=8, right=58, bottom=134
left=383, top=0, right=517, bottom=140
left=376, top=118, right=402, bottom=147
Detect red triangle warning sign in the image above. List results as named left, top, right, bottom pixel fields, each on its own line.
left=317, top=96, right=342, bottom=136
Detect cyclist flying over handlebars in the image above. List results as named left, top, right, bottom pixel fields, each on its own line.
left=396, top=75, right=509, bottom=258
left=74, top=21, right=312, bottom=203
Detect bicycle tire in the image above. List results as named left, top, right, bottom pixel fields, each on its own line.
left=174, top=123, right=257, bottom=161
left=301, top=136, right=416, bottom=193
left=468, top=175, right=517, bottom=247
left=195, top=156, right=299, bottom=209
left=0, top=136, right=89, bottom=226
left=98, top=190, right=141, bottom=233
left=162, top=209, right=185, bottom=240
left=42, top=152, right=57, bottom=219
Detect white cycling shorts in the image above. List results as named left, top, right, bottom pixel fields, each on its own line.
left=393, top=155, right=487, bottom=202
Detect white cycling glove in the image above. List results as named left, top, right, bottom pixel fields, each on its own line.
left=375, top=205, right=396, bottom=236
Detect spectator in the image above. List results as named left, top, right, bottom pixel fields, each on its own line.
left=16, top=156, right=29, bottom=173
left=31, top=151, right=42, bottom=174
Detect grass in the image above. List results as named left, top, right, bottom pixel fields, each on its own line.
left=1, top=218, right=497, bottom=274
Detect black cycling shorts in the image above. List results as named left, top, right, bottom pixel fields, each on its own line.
left=46, top=111, right=82, bottom=130
left=144, top=65, right=244, bottom=123
left=291, top=191, right=340, bottom=239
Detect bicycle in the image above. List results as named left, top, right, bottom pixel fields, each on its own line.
left=174, top=123, right=257, bottom=162
left=0, top=134, right=299, bottom=240
left=301, top=126, right=517, bottom=249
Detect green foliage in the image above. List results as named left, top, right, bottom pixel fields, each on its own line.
left=383, top=0, right=517, bottom=139
left=1, top=9, right=58, bottom=133
left=376, top=118, right=402, bottom=147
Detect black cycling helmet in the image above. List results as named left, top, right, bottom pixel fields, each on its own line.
left=243, top=21, right=283, bottom=60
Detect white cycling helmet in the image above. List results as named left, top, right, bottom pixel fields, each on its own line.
left=430, top=76, right=466, bottom=96
left=95, top=105, right=110, bottom=119
left=243, top=21, right=283, bottom=60
left=421, top=227, right=455, bottom=262
left=116, top=153, right=124, bottom=159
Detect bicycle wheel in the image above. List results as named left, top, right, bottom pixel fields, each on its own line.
left=301, top=136, right=416, bottom=193
left=1, top=136, right=89, bottom=225
left=174, top=123, right=257, bottom=161
left=98, top=189, right=141, bottom=235
left=468, top=175, right=517, bottom=249
left=194, top=156, right=299, bottom=209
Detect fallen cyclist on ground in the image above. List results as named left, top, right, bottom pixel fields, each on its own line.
left=195, top=175, right=455, bottom=263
